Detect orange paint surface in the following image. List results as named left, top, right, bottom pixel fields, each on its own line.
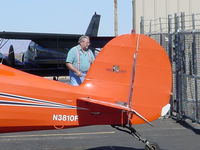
left=0, top=34, right=172, bottom=133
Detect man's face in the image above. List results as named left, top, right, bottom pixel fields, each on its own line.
left=80, top=38, right=90, bottom=50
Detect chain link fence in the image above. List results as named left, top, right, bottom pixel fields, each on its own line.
left=140, top=12, right=200, bottom=124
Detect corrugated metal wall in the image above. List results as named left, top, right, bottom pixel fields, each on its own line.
left=135, top=0, right=200, bottom=33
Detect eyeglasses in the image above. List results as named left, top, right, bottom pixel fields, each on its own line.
left=81, top=40, right=90, bottom=45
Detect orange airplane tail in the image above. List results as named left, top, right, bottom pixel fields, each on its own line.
left=80, top=33, right=172, bottom=125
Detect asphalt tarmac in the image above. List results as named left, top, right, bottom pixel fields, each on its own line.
left=0, top=118, right=199, bottom=150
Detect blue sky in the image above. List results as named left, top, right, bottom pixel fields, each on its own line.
left=0, top=0, right=133, bottom=36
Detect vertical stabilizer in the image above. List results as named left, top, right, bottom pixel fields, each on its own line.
left=82, top=34, right=172, bottom=124
left=85, top=13, right=100, bottom=36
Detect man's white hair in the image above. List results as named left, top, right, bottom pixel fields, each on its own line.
left=78, top=35, right=90, bottom=43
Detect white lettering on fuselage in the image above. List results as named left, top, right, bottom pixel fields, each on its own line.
left=52, top=114, right=78, bottom=121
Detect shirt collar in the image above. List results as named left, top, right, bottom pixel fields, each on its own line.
left=76, top=45, right=88, bottom=53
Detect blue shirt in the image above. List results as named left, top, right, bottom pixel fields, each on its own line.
left=66, top=45, right=95, bottom=72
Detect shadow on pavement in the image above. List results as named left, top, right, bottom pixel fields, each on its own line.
left=86, top=146, right=144, bottom=150
left=175, top=118, right=200, bottom=135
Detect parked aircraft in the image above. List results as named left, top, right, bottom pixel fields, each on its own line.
left=0, top=45, right=23, bottom=66
left=0, top=34, right=172, bottom=150
left=0, top=13, right=113, bottom=76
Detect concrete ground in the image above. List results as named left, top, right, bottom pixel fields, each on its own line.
left=0, top=118, right=199, bottom=150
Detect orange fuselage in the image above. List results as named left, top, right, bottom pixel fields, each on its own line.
left=0, top=34, right=172, bottom=133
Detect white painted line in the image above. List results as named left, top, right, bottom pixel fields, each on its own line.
left=0, top=131, right=115, bottom=138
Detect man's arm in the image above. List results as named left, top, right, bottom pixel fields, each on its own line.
left=66, top=63, right=82, bottom=77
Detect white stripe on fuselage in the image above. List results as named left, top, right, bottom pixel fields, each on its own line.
left=0, top=92, right=87, bottom=110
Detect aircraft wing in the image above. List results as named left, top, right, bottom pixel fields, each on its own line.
left=0, top=31, right=113, bottom=48
left=0, top=31, right=113, bottom=76
left=0, top=13, right=114, bottom=76
left=0, top=13, right=114, bottom=49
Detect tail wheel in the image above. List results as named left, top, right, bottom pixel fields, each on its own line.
left=145, top=142, right=160, bottom=150
left=112, top=125, right=160, bottom=150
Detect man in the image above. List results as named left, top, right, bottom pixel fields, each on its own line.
left=66, top=36, right=95, bottom=86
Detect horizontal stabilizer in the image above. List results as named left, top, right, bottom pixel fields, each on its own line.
left=78, top=97, right=152, bottom=126
left=78, top=97, right=130, bottom=111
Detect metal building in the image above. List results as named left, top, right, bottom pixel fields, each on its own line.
left=135, top=0, right=200, bottom=33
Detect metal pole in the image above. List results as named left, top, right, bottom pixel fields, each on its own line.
left=168, top=15, right=172, bottom=34
left=132, top=0, right=136, bottom=33
left=140, top=16, right=144, bottom=34
left=181, top=12, right=185, bottom=31
left=168, top=15, right=173, bottom=116
left=159, top=17, right=162, bottom=33
left=192, top=13, right=195, bottom=30
left=114, top=0, right=118, bottom=36
left=149, top=20, right=152, bottom=33
left=159, top=17, right=162, bottom=46
left=191, top=13, right=199, bottom=122
left=175, top=13, right=180, bottom=32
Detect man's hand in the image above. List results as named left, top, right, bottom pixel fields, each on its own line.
left=66, top=63, right=82, bottom=77
left=75, top=70, right=82, bottom=77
